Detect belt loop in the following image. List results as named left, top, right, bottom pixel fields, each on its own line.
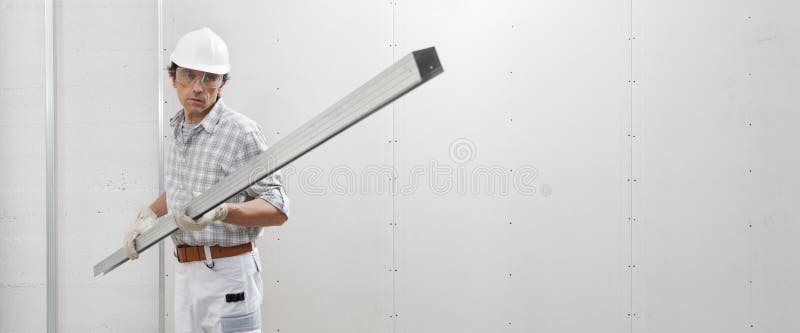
left=203, top=245, right=214, bottom=269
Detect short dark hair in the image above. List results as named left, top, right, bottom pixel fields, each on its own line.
left=168, top=62, right=230, bottom=83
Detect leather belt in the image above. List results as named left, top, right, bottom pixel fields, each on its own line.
left=176, top=242, right=253, bottom=263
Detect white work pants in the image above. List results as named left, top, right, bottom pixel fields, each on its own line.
left=174, top=247, right=263, bottom=333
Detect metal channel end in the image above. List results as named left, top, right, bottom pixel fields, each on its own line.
left=412, top=47, right=443, bottom=82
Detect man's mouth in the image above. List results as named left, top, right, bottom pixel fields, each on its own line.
left=188, top=97, right=204, bottom=104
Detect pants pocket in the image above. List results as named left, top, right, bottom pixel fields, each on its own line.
left=251, top=252, right=261, bottom=273
left=220, top=309, right=261, bottom=333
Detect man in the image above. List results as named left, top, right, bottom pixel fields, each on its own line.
left=122, top=27, right=289, bottom=333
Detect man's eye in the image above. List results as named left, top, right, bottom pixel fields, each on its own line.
left=204, top=74, right=220, bottom=82
left=185, top=72, right=197, bottom=80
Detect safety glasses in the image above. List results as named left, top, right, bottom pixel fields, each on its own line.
left=175, top=67, right=224, bottom=89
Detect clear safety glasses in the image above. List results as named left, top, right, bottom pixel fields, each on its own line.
left=175, top=67, right=224, bottom=89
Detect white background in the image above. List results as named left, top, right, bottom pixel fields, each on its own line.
left=1, top=0, right=799, bottom=332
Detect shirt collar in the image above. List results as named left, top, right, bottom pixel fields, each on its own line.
left=168, top=99, right=225, bottom=134
left=198, top=99, right=225, bottom=133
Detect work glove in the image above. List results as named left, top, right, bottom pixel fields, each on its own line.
left=123, top=207, right=157, bottom=260
left=173, top=191, right=229, bottom=231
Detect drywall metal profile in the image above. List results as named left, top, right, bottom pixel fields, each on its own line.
left=44, top=0, right=58, bottom=331
left=94, top=47, right=444, bottom=277
left=156, top=0, right=166, bottom=332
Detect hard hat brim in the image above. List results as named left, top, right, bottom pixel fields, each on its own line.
left=170, top=54, right=230, bottom=75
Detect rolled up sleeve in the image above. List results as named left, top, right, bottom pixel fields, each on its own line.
left=233, top=128, right=290, bottom=218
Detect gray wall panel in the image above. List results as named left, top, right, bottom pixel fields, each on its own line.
left=57, top=1, right=160, bottom=331
left=394, top=0, right=630, bottom=332
left=632, top=0, right=800, bottom=332
left=0, top=2, right=47, bottom=330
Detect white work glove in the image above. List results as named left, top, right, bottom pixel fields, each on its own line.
left=123, top=207, right=157, bottom=260
left=173, top=192, right=229, bottom=231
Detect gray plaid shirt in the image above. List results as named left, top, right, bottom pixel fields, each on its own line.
left=166, top=99, right=289, bottom=246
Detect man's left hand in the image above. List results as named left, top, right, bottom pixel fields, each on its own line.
left=173, top=191, right=229, bottom=231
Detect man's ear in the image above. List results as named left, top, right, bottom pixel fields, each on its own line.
left=171, top=77, right=176, bottom=88
left=218, top=80, right=226, bottom=94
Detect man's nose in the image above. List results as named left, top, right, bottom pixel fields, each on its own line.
left=192, top=78, right=203, bottom=92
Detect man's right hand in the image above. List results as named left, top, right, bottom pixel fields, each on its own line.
left=123, top=207, right=157, bottom=260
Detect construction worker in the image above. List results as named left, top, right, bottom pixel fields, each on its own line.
left=122, top=27, right=289, bottom=333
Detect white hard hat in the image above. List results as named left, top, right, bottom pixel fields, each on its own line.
left=170, top=27, right=230, bottom=74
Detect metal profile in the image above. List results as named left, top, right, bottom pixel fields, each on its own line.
left=94, top=47, right=444, bottom=277
left=44, top=0, right=58, bottom=331
left=156, top=0, right=166, bottom=331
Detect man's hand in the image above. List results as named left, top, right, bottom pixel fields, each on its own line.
left=173, top=192, right=229, bottom=231
left=123, top=207, right=157, bottom=260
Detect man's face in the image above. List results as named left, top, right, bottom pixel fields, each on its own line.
left=172, top=67, right=226, bottom=115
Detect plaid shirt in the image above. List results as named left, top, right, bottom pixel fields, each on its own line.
left=166, top=99, right=289, bottom=246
